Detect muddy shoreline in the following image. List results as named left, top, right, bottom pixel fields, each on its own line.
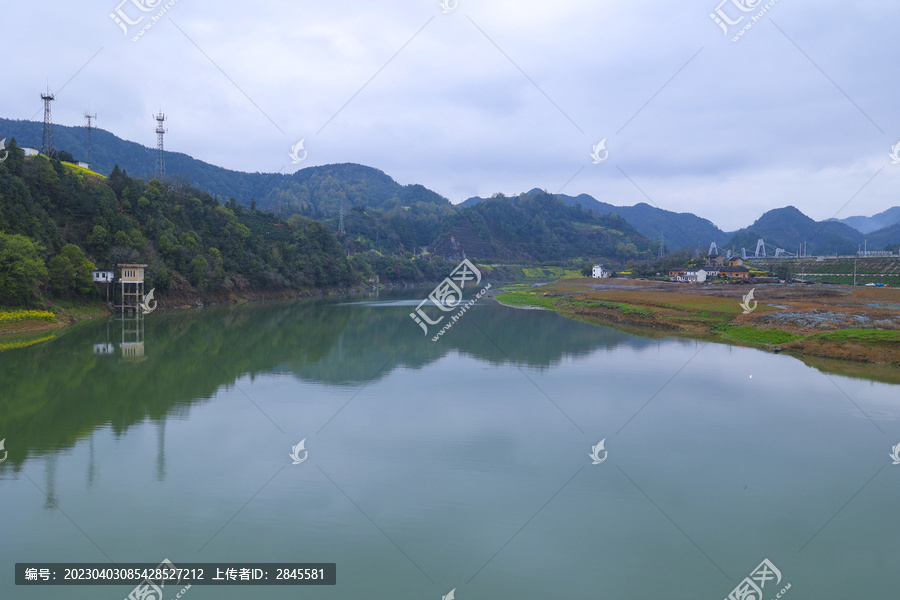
left=493, top=278, right=900, bottom=372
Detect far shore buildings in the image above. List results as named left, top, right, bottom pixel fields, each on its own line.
left=668, top=251, right=752, bottom=282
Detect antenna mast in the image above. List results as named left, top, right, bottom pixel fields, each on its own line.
left=41, top=87, right=56, bottom=157
left=154, top=111, right=167, bottom=179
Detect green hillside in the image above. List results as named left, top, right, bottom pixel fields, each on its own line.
left=0, top=139, right=460, bottom=308
left=725, top=206, right=863, bottom=255
left=431, top=191, right=656, bottom=263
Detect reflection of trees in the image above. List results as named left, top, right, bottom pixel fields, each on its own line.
left=0, top=295, right=651, bottom=464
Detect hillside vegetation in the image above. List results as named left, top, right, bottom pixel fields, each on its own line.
left=0, top=139, right=457, bottom=308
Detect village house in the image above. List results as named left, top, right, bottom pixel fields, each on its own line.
left=592, top=264, right=610, bottom=278
left=718, top=265, right=751, bottom=279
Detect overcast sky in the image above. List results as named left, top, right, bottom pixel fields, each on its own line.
left=2, top=0, right=898, bottom=231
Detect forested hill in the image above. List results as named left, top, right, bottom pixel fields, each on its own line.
left=431, top=191, right=657, bottom=262
left=0, top=117, right=283, bottom=202
left=463, top=189, right=728, bottom=250
left=724, top=206, right=864, bottom=256
left=0, top=139, right=457, bottom=308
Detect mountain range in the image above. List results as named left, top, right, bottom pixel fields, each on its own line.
left=2, top=117, right=899, bottom=257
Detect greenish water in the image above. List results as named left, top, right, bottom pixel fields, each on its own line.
left=1, top=292, right=899, bottom=599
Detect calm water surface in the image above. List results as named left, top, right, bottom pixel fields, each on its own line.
left=1, top=291, right=899, bottom=599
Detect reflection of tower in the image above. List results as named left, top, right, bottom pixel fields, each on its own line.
left=84, top=109, right=98, bottom=169
left=154, top=111, right=167, bottom=179
left=120, top=312, right=146, bottom=361
left=44, top=454, right=58, bottom=509
left=87, top=435, right=96, bottom=487
left=41, top=87, right=56, bottom=157
left=155, top=419, right=166, bottom=481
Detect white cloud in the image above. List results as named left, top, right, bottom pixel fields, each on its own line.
left=3, top=0, right=899, bottom=230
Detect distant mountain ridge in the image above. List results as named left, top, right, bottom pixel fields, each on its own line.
left=3, top=116, right=898, bottom=256
left=463, top=189, right=729, bottom=250
left=829, top=207, right=900, bottom=234
left=722, top=206, right=863, bottom=255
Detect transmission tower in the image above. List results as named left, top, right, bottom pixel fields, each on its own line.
left=657, top=233, right=665, bottom=259
left=84, top=109, right=98, bottom=168
left=338, top=204, right=345, bottom=236
left=154, top=111, right=167, bottom=179
left=41, top=87, right=56, bottom=157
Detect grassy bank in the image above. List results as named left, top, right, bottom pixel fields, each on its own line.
left=0, top=302, right=110, bottom=348
left=494, top=278, right=900, bottom=366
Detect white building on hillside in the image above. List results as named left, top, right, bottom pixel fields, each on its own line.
left=592, top=264, right=610, bottom=278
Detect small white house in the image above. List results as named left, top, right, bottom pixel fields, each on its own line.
left=592, top=264, right=610, bottom=278
left=92, top=269, right=114, bottom=283
left=22, top=147, right=39, bottom=157
left=679, top=268, right=708, bottom=283
left=77, top=161, right=91, bottom=169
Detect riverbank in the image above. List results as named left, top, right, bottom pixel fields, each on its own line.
left=493, top=278, right=900, bottom=367
left=0, top=281, right=397, bottom=350
left=0, top=303, right=111, bottom=351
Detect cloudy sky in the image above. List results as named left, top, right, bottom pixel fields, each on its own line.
left=3, top=0, right=898, bottom=231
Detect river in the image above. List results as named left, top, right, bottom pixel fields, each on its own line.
left=1, top=291, right=898, bottom=598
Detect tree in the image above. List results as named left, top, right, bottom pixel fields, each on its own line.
left=87, top=225, right=111, bottom=253
left=0, top=233, right=48, bottom=305
left=48, top=245, right=94, bottom=296
left=774, top=262, right=793, bottom=282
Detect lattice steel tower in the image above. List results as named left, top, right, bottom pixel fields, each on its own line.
left=84, top=109, right=98, bottom=169
left=154, top=111, right=167, bottom=179
left=338, top=204, right=345, bottom=235
left=41, top=88, right=56, bottom=157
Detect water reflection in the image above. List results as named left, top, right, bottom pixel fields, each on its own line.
left=0, top=292, right=895, bottom=473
